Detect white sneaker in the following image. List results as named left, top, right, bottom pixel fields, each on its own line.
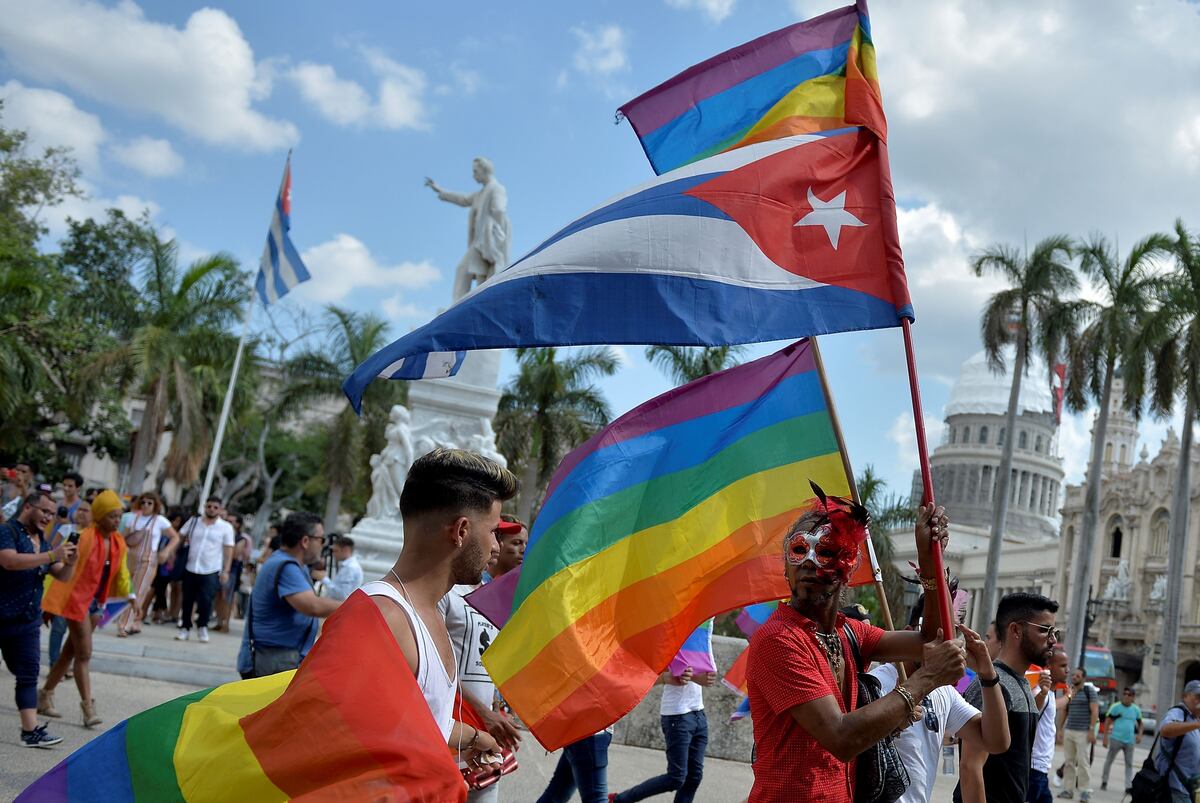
left=198, top=627, right=209, bottom=643
left=175, top=628, right=188, bottom=641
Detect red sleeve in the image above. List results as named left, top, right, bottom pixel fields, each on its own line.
left=749, top=624, right=832, bottom=714
left=850, top=618, right=887, bottom=662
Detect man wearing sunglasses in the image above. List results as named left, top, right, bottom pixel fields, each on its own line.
left=1058, top=666, right=1099, bottom=800
left=954, top=592, right=1060, bottom=803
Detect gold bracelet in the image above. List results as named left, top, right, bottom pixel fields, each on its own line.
left=894, top=684, right=919, bottom=719
left=918, top=574, right=939, bottom=592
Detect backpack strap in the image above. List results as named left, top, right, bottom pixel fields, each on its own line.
left=249, top=557, right=316, bottom=653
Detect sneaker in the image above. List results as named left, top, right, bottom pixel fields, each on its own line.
left=1080, top=793, right=1090, bottom=802
left=198, top=627, right=210, bottom=643
left=21, top=724, right=63, bottom=748
left=1057, top=792, right=1073, bottom=800
left=175, top=628, right=189, bottom=641
left=1100, top=783, right=1107, bottom=791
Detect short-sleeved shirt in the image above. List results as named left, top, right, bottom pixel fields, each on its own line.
left=125, top=514, right=172, bottom=553
left=0, top=518, right=52, bottom=623
left=1031, top=692, right=1057, bottom=773
left=661, top=680, right=704, bottom=716
left=871, top=663, right=979, bottom=803
left=244, top=553, right=318, bottom=655
left=438, top=584, right=499, bottom=709
left=1064, top=683, right=1098, bottom=731
left=747, top=604, right=885, bottom=803
left=182, top=516, right=235, bottom=575
left=952, top=661, right=1039, bottom=803
left=1106, top=702, right=1141, bottom=744
left=1157, top=706, right=1200, bottom=795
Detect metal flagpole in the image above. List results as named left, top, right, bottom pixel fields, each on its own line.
left=197, top=286, right=256, bottom=515
left=810, top=336, right=906, bottom=679
left=900, top=318, right=955, bottom=636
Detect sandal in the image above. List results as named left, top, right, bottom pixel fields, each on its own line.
left=116, top=628, right=128, bottom=638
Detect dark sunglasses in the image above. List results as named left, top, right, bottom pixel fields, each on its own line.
left=1019, top=620, right=1062, bottom=641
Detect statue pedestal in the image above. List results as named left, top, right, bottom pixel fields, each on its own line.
left=348, top=350, right=505, bottom=574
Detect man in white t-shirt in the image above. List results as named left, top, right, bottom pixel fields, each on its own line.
left=176, top=496, right=234, bottom=643
left=1028, top=647, right=1069, bottom=803
left=870, top=591, right=1011, bottom=803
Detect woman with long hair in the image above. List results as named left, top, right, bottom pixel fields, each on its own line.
left=116, top=492, right=179, bottom=636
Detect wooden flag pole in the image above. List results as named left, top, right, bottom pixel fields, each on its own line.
left=900, top=318, right=955, bottom=637
left=810, top=337, right=906, bottom=679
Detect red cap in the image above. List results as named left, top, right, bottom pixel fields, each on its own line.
left=497, top=519, right=525, bottom=535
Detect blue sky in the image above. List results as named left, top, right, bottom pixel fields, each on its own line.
left=3, top=0, right=1199, bottom=499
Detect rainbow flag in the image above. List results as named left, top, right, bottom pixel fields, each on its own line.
left=95, top=599, right=130, bottom=630
left=668, top=620, right=716, bottom=677
left=481, top=339, right=853, bottom=750
left=735, top=601, right=780, bottom=639
left=618, top=0, right=885, bottom=174
left=18, top=592, right=466, bottom=802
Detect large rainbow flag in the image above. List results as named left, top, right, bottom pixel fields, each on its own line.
left=480, top=339, right=853, bottom=750
left=18, top=592, right=466, bottom=802
left=618, top=0, right=885, bottom=174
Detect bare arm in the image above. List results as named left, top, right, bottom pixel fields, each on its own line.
left=373, top=596, right=419, bottom=674
left=284, top=589, right=340, bottom=618
left=1159, top=719, right=1200, bottom=739
left=0, top=547, right=57, bottom=571
left=160, top=526, right=181, bottom=563
left=958, top=737, right=988, bottom=803
left=1088, top=700, right=1100, bottom=743
left=958, top=625, right=1009, bottom=754
left=221, top=544, right=234, bottom=576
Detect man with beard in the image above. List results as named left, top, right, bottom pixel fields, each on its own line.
left=746, top=488, right=968, bottom=803
left=953, top=592, right=1060, bottom=803
left=363, top=448, right=518, bottom=771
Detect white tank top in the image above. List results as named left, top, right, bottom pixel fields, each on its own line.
left=362, top=580, right=457, bottom=741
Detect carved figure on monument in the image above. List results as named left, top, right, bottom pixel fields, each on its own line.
left=381, top=404, right=416, bottom=506
left=425, top=157, right=511, bottom=300
left=1102, top=559, right=1132, bottom=602
left=1150, top=573, right=1167, bottom=603
left=365, top=454, right=400, bottom=520
left=467, top=418, right=507, bottom=469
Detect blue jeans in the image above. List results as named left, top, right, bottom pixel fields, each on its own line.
left=0, top=618, right=41, bottom=711
left=537, top=731, right=612, bottom=803
left=1026, top=769, right=1052, bottom=803
left=614, top=710, right=708, bottom=803
left=48, top=615, right=67, bottom=666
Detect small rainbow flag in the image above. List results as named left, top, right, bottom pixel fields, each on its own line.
left=481, top=339, right=853, bottom=750
left=95, top=599, right=130, bottom=630
left=18, top=592, right=466, bottom=802
left=735, top=601, right=780, bottom=639
left=668, top=620, right=716, bottom=677
left=618, top=0, right=885, bottom=174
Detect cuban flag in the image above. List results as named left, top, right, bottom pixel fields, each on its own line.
left=255, top=153, right=311, bottom=306
left=343, top=127, right=910, bottom=411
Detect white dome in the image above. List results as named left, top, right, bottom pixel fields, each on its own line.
left=944, top=347, right=1055, bottom=419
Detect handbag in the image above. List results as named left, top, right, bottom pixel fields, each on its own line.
left=1131, top=705, right=1190, bottom=803
left=844, top=624, right=910, bottom=803
left=247, top=557, right=315, bottom=678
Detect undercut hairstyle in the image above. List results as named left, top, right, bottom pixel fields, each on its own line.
left=995, top=592, right=1059, bottom=643
left=206, top=495, right=222, bottom=505
left=399, top=448, right=519, bottom=520
left=280, top=511, right=322, bottom=548
left=62, top=471, right=84, bottom=487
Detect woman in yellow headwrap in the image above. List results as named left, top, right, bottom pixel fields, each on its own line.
left=38, top=489, right=131, bottom=727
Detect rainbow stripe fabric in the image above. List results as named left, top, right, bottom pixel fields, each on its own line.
left=481, top=339, right=853, bottom=750
left=618, top=0, right=884, bottom=175
left=19, top=592, right=465, bottom=803
left=668, top=620, right=716, bottom=677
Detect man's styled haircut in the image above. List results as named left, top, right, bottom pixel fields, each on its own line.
left=337, top=536, right=354, bottom=550
left=280, top=511, right=322, bottom=548
left=995, top=592, right=1059, bottom=642
left=399, top=448, right=519, bottom=520
left=206, top=495, right=222, bottom=505
left=23, top=490, right=51, bottom=508
left=62, top=471, right=84, bottom=487
left=1124, top=687, right=1135, bottom=695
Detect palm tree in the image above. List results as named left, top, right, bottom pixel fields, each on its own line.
left=1061, top=233, right=1171, bottom=667
left=973, top=235, right=1079, bottom=629
left=644, top=345, right=744, bottom=385
left=1124, top=219, right=1200, bottom=723
left=280, top=305, right=400, bottom=531
left=109, top=236, right=247, bottom=494
left=494, top=347, right=618, bottom=522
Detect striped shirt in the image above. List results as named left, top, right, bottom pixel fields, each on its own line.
left=1064, top=683, right=1098, bottom=731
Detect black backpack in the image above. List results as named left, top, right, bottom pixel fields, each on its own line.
left=1130, top=705, right=1191, bottom=803
left=845, top=625, right=911, bottom=803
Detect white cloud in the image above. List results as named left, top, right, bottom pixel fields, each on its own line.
left=0, top=80, right=104, bottom=170
left=666, top=0, right=737, bottom=23
left=435, top=62, right=481, bottom=97
left=289, top=48, right=429, bottom=130
left=380, top=293, right=424, bottom=320
left=110, top=136, right=183, bottom=177
left=39, top=179, right=160, bottom=241
left=888, top=412, right=946, bottom=480
left=0, top=0, right=297, bottom=151
left=571, top=25, right=629, bottom=76
left=296, top=234, right=441, bottom=303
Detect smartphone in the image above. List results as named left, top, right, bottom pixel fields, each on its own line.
left=67, top=532, right=80, bottom=545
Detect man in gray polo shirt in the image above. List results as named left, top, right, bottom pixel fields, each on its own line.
left=1157, top=680, right=1200, bottom=803
left=1058, top=667, right=1099, bottom=800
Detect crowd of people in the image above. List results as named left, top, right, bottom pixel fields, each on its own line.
left=4, top=453, right=1200, bottom=803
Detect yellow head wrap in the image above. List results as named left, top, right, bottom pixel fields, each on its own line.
left=90, top=489, right=124, bottom=523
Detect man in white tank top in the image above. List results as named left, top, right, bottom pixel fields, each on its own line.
left=363, top=448, right=519, bottom=777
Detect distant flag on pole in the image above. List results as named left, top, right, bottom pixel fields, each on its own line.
left=255, top=153, right=311, bottom=306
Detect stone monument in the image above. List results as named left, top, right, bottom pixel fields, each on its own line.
left=349, top=160, right=510, bottom=579
left=1102, top=559, right=1132, bottom=603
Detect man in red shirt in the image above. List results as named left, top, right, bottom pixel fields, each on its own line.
left=747, top=491, right=969, bottom=803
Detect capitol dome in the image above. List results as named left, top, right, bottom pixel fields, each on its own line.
left=944, top=347, right=1055, bottom=419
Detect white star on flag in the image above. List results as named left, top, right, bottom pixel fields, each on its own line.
left=793, top=187, right=866, bottom=249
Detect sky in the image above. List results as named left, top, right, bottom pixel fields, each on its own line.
left=2, top=0, right=1199, bottom=500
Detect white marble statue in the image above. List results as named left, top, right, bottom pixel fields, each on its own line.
left=1102, top=559, right=1132, bottom=602
left=425, top=157, right=511, bottom=300
left=365, top=454, right=399, bottom=520
left=468, top=417, right=507, bottom=468
left=379, top=405, right=415, bottom=515
left=1150, top=573, right=1168, bottom=603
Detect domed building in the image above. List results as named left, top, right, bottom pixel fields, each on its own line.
left=891, top=346, right=1065, bottom=631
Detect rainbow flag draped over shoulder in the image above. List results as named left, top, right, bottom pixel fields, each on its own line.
left=18, top=592, right=466, bottom=803
left=618, top=0, right=885, bottom=174
left=481, top=339, right=853, bottom=750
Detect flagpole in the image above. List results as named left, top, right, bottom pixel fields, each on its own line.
left=197, top=287, right=256, bottom=514
left=810, top=337, right=904, bottom=654
left=900, top=318, right=955, bottom=637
